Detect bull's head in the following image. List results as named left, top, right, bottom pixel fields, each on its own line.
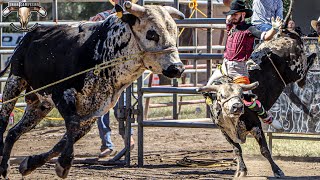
left=18, top=7, right=31, bottom=30
left=197, top=82, right=259, bottom=143
left=118, top=2, right=185, bottom=78
left=198, top=82, right=259, bottom=118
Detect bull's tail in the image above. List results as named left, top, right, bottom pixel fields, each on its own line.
left=0, top=58, right=11, bottom=77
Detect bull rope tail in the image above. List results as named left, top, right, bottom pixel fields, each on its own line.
left=1, top=52, right=145, bottom=105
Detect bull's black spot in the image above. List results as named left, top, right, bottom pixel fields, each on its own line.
left=146, top=30, right=159, bottom=43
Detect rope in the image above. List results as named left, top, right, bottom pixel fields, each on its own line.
left=1, top=52, right=144, bottom=105
left=265, top=51, right=287, bottom=87
left=176, top=157, right=235, bottom=168
left=0, top=100, right=64, bottom=121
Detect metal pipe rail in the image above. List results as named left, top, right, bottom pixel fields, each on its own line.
left=176, top=18, right=226, bottom=24
left=141, top=87, right=199, bottom=94
left=179, top=45, right=225, bottom=51
left=180, top=53, right=223, bottom=60
left=141, top=121, right=216, bottom=128
left=0, top=49, right=13, bottom=54
left=0, top=103, right=27, bottom=107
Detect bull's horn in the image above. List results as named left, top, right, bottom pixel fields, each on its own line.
left=124, top=1, right=146, bottom=17
left=239, top=82, right=259, bottom=91
left=197, top=85, right=219, bottom=92
left=163, top=6, right=185, bottom=20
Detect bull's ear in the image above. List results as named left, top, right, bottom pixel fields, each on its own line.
left=115, top=4, right=124, bottom=18
left=121, top=13, right=138, bottom=26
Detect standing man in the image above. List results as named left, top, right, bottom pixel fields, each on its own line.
left=90, top=0, right=136, bottom=158
left=207, top=0, right=283, bottom=130
left=308, top=17, right=320, bottom=37
left=251, top=0, right=283, bottom=31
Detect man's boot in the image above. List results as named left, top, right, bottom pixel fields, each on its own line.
left=243, top=94, right=283, bottom=130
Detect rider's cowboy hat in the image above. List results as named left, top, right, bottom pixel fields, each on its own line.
left=109, top=0, right=138, bottom=6
left=311, top=16, right=320, bottom=31
left=223, top=0, right=252, bottom=18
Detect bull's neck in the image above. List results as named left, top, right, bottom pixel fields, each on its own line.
left=90, top=16, right=146, bottom=89
left=250, top=60, right=292, bottom=110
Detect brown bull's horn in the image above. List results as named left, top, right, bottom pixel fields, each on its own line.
left=124, top=1, right=146, bottom=17
left=197, top=85, right=219, bottom=92
left=239, top=82, right=259, bottom=91
left=163, top=6, right=185, bottom=20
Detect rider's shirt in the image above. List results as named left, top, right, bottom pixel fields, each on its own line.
left=224, top=21, right=265, bottom=62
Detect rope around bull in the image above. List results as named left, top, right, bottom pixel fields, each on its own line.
left=0, top=50, right=156, bottom=105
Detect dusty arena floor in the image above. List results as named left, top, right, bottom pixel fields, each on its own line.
left=6, top=123, right=320, bottom=180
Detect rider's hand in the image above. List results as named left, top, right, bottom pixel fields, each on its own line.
left=226, top=15, right=231, bottom=24
left=271, top=16, right=283, bottom=30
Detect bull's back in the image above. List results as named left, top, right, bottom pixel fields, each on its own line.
left=11, top=24, right=97, bottom=93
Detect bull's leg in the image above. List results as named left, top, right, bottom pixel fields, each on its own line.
left=52, top=88, right=92, bottom=178
left=0, top=75, right=28, bottom=157
left=19, top=119, right=95, bottom=176
left=220, top=129, right=247, bottom=177
left=251, top=127, right=285, bottom=177
left=0, top=93, right=54, bottom=178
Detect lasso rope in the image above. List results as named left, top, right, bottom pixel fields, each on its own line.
left=1, top=51, right=144, bottom=105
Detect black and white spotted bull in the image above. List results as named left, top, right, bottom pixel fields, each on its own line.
left=201, top=29, right=317, bottom=178
left=0, top=2, right=185, bottom=178
left=197, top=81, right=259, bottom=143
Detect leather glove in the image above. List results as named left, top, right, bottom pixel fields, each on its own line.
left=271, top=16, right=283, bottom=30
left=246, top=59, right=261, bottom=70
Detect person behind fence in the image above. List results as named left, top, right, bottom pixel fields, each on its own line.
left=90, top=0, right=136, bottom=158
left=206, top=0, right=283, bottom=130
left=251, top=0, right=283, bottom=32
left=308, top=16, right=320, bottom=37
left=287, top=19, right=304, bottom=36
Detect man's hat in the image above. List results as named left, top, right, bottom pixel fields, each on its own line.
left=311, top=16, right=320, bottom=31
left=223, top=0, right=253, bottom=18
left=109, top=0, right=138, bottom=6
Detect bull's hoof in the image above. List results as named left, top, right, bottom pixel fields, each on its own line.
left=55, top=161, right=71, bottom=179
left=274, top=169, right=285, bottom=178
left=0, top=166, right=9, bottom=179
left=19, top=157, right=32, bottom=176
left=234, top=170, right=247, bottom=177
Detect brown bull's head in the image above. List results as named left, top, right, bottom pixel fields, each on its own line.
left=198, top=82, right=259, bottom=143
left=120, top=2, right=185, bottom=78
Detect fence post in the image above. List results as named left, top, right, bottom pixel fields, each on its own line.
left=173, top=0, right=180, bottom=120
left=137, top=76, right=144, bottom=167
left=206, top=0, right=212, bottom=118
left=125, top=85, right=132, bottom=166
left=52, top=0, right=58, bottom=22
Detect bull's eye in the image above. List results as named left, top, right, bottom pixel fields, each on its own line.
left=146, top=30, right=159, bottom=42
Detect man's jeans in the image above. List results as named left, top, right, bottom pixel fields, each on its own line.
left=255, top=24, right=272, bottom=32
left=97, top=103, right=134, bottom=151
left=97, top=112, right=114, bottom=150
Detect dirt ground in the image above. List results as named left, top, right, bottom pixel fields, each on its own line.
left=5, top=122, right=320, bottom=180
